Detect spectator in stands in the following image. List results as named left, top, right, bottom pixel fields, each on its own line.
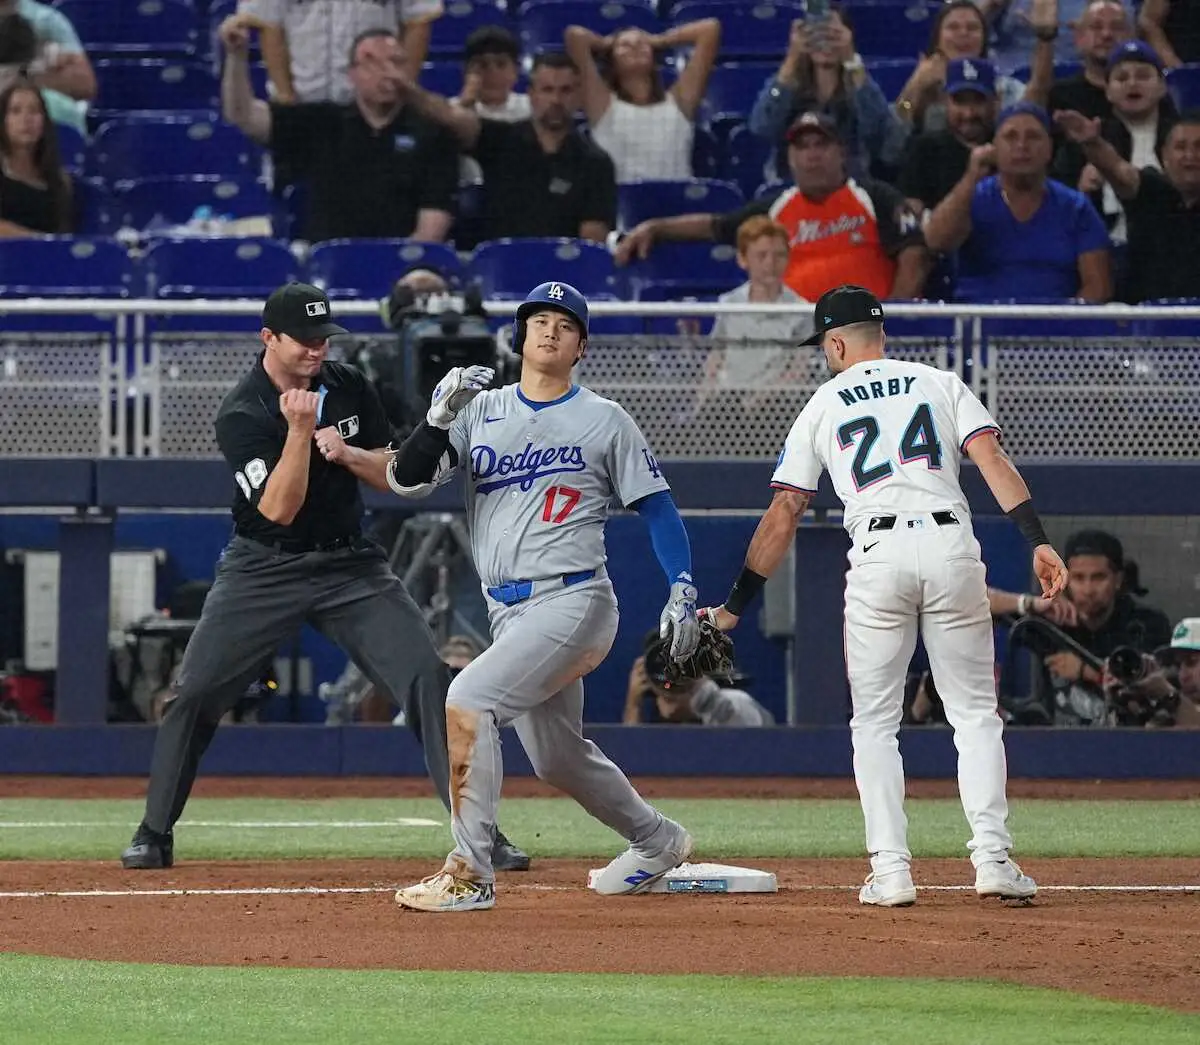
left=899, top=58, right=1000, bottom=214
left=989, top=584, right=1079, bottom=624
left=1054, top=41, right=1177, bottom=244
left=398, top=52, right=616, bottom=243
left=894, top=1, right=1026, bottom=133
left=1139, top=0, right=1200, bottom=68
left=0, top=0, right=95, bottom=102
left=1039, top=0, right=1132, bottom=121
left=748, top=8, right=908, bottom=183
left=220, top=19, right=457, bottom=243
left=1055, top=110, right=1200, bottom=301
left=1156, top=618, right=1200, bottom=726
left=451, top=25, right=528, bottom=121
left=564, top=17, right=720, bottom=183
left=924, top=102, right=1111, bottom=301
left=616, top=112, right=927, bottom=302
left=239, top=0, right=442, bottom=105
left=981, top=0, right=1093, bottom=72
left=0, top=13, right=84, bottom=135
left=0, top=77, right=71, bottom=236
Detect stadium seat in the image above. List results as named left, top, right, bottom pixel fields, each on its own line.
left=691, top=123, right=720, bottom=177
left=420, top=62, right=465, bottom=97
left=55, top=123, right=87, bottom=175
left=1166, top=64, right=1200, bottom=111
left=427, top=1, right=509, bottom=57
left=55, top=0, right=199, bottom=58
left=701, top=63, right=774, bottom=124
left=618, top=178, right=744, bottom=230
left=1010, top=61, right=1082, bottom=84
left=1131, top=299, right=1200, bottom=337
left=468, top=238, right=624, bottom=299
left=93, top=60, right=220, bottom=115
left=839, top=1, right=940, bottom=61
left=107, top=176, right=274, bottom=233
left=517, top=1, right=661, bottom=56
left=91, top=117, right=262, bottom=182
left=73, top=178, right=118, bottom=237
left=865, top=58, right=918, bottom=103
left=0, top=237, right=134, bottom=297
left=626, top=241, right=741, bottom=298
left=722, top=122, right=772, bottom=199
left=667, top=2, right=804, bottom=59
left=142, top=237, right=300, bottom=298
left=307, top=240, right=465, bottom=299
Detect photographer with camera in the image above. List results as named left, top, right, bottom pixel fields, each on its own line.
left=624, top=630, right=774, bottom=727
left=1155, top=619, right=1200, bottom=728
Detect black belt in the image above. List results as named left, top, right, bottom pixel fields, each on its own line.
left=868, top=511, right=960, bottom=532
left=245, top=533, right=363, bottom=554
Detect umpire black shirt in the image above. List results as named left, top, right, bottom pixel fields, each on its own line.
left=270, top=102, right=459, bottom=242
left=216, top=354, right=392, bottom=549
left=470, top=119, right=617, bottom=241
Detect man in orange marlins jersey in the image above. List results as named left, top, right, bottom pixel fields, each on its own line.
left=616, top=111, right=928, bottom=301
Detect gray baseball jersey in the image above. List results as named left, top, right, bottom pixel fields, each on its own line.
left=446, top=383, right=669, bottom=586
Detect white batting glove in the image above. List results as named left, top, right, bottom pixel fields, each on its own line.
left=660, top=576, right=700, bottom=660
left=427, top=365, right=495, bottom=429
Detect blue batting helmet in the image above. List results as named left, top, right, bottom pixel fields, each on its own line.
left=512, top=281, right=590, bottom=356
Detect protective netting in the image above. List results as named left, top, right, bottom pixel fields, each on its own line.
left=0, top=333, right=116, bottom=456
left=985, top=338, right=1200, bottom=460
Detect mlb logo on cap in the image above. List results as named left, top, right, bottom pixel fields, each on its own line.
left=305, top=301, right=328, bottom=317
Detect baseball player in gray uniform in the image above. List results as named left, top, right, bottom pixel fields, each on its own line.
left=706, top=285, right=1069, bottom=907
left=385, top=281, right=700, bottom=912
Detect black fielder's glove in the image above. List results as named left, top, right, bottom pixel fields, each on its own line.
left=646, top=618, right=736, bottom=688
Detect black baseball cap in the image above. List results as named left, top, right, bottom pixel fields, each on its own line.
left=801, top=285, right=885, bottom=345
left=1063, top=529, right=1124, bottom=569
left=262, top=282, right=348, bottom=340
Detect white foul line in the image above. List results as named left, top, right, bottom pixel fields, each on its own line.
left=0, top=884, right=1195, bottom=900
left=0, top=820, right=443, bottom=829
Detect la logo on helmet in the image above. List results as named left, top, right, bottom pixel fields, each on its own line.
left=547, top=283, right=565, bottom=300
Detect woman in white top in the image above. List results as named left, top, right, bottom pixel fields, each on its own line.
left=565, top=18, right=720, bottom=183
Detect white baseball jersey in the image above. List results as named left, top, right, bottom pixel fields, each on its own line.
left=446, top=383, right=669, bottom=586
left=771, top=357, right=999, bottom=534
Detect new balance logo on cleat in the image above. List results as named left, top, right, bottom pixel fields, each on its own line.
left=623, top=868, right=656, bottom=887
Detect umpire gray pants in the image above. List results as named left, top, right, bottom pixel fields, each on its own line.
left=142, top=536, right=450, bottom=834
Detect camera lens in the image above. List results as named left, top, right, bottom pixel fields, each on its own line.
left=1108, top=646, right=1146, bottom=684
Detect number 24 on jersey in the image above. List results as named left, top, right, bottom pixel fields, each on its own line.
left=837, top=403, right=942, bottom=490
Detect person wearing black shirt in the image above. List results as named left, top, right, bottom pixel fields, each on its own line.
left=219, top=17, right=457, bottom=243
left=1056, top=110, right=1200, bottom=300
left=1046, top=0, right=1133, bottom=123
left=400, top=51, right=617, bottom=243
left=121, top=283, right=529, bottom=872
left=899, top=57, right=999, bottom=214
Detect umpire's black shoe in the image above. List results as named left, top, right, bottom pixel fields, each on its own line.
left=492, top=830, right=531, bottom=872
left=121, top=825, right=174, bottom=870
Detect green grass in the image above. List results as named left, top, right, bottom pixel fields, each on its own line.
left=0, top=955, right=1195, bottom=1045
left=2, top=796, right=1200, bottom=861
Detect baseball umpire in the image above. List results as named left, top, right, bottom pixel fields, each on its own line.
left=121, top=282, right=528, bottom=871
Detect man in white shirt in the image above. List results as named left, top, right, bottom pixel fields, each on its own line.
left=705, top=284, right=1069, bottom=907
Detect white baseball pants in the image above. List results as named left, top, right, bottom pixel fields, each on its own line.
left=843, top=512, right=1014, bottom=876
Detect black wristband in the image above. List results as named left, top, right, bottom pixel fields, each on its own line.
left=725, top=566, right=767, bottom=617
left=1007, top=499, right=1049, bottom=549
left=390, top=422, right=451, bottom=487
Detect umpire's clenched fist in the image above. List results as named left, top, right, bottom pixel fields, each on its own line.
left=280, top=389, right=320, bottom=433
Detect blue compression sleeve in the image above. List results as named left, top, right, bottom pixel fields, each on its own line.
left=634, top=490, right=693, bottom=584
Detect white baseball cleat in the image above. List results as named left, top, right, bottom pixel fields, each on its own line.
left=591, top=818, right=694, bottom=895
left=858, top=870, right=917, bottom=908
left=975, top=859, right=1037, bottom=900
left=394, top=872, right=496, bottom=913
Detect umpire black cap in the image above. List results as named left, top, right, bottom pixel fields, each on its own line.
left=263, top=282, right=348, bottom=340
left=801, top=285, right=885, bottom=345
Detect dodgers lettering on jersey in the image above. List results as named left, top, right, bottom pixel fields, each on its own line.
left=771, top=358, right=999, bottom=535
left=446, top=384, right=669, bottom=586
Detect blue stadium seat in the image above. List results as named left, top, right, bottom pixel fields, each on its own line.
left=840, top=2, right=940, bottom=61
left=667, top=2, right=803, bottom=59
left=701, top=63, right=774, bottom=124
left=865, top=58, right=918, bottom=103
left=517, top=1, right=661, bottom=55
left=73, top=178, right=117, bottom=237
left=427, top=1, right=509, bottom=57
left=691, top=123, right=720, bottom=177
left=307, top=240, right=465, bottom=299
left=626, top=241, right=741, bottom=298
left=55, top=0, right=199, bottom=57
left=93, top=60, right=220, bottom=115
left=618, top=178, right=744, bottom=229
left=55, top=123, right=87, bottom=175
left=142, top=237, right=300, bottom=298
left=420, top=61, right=465, bottom=97
left=1166, top=64, right=1200, bottom=111
left=468, top=238, right=624, bottom=298
left=91, top=117, right=261, bottom=182
left=722, top=122, right=772, bottom=199
left=0, top=237, right=134, bottom=297
left=1010, top=61, right=1082, bottom=84
left=107, top=176, right=274, bottom=233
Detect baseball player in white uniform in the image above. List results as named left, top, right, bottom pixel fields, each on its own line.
left=385, top=281, right=699, bottom=912
left=706, top=285, right=1068, bottom=906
